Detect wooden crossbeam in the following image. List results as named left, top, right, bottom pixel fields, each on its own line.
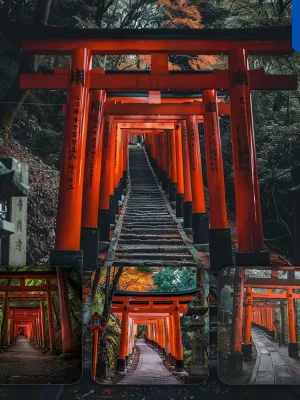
left=0, top=284, right=58, bottom=291
left=245, top=278, right=300, bottom=288
left=18, top=24, right=293, bottom=55
left=111, top=306, right=188, bottom=314
left=20, top=69, right=297, bottom=91
left=251, top=292, right=300, bottom=299
left=0, top=294, right=48, bottom=299
left=114, top=116, right=204, bottom=122
left=119, top=122, right=175, bottom=129
left=113, top=295, right=194, bottom=302
left=105, top=103, right=230, bottom=115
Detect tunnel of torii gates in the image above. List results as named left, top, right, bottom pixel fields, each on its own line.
left=0, top=271, right=75, bottom=354
left=91, top=289, right=205, bottom=378
left=15, top=24, right=298, bottom=271
left=222, top=271, right=300, bottom=375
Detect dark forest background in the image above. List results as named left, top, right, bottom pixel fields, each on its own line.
left=0, top=0, right=299, bottom=265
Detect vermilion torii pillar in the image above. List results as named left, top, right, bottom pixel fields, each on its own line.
left=46, top=289, right=56, bottom=351
left=242, top=287, right=252, bottom=359
left=287, top=287, right=298, bottom=357
left=109, top=123, right=118, bottom=226
left=228, top=48, right=269, bottom=266
left=81, top=90, right=106, bottom=271
left=173, top=302, right=185, bottom=373
left=50, top=47, right=92, bottom=269
left=40, top=299, right=46, bottom=348
left=181, top=120, right=193, bottom=230
left=117, top=302, right=129, bottom=373
left=113, top=125, right=123, bottom=216
left=202, top=89, right=233, bottom=270
left=175, top=124, right=184, bottom=218
left=161, top=131, right=169, bottom=193
left=169, top=130, right=178, bottom=205
left=98, top=116, right=114, bottom=243
left=186, top=115, right=209, bottom=246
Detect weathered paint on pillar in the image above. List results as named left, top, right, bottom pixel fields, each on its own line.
left=228, top=48, right=269, bottom=265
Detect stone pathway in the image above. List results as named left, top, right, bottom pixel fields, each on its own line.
left=118, top=339, right=179, bottom=385
left=107, top=146, right=201, bottom=268
left=0, top=336, right=80, bottom=384
left=250, top=327, right=297, bottom=385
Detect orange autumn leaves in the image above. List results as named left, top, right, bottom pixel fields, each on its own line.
left=118, top=1, right=219, bottom=72
left=100, top=267, right=157, bottom=292
left=159, top=0, right=204, bottom=29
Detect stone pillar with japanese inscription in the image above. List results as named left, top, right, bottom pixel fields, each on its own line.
left=0, top=158, right=29, bottom=267
left=228, top=48, right=269, bottom=266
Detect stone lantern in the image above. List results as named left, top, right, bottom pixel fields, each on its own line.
left=185, top=296, right=209, bottom=383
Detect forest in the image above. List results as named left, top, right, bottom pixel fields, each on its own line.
left=0, top=0, right=298, bottom=267
left=0, top=0, right=299, bottom=395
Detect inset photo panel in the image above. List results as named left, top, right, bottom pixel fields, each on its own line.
left=90, top=266, right=209, bottom=385
left=0, top=267, right=82, bottom=384
left=218, top=266, right=300, bottom=385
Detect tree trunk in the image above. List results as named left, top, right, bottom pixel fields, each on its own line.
left=0, top=0, right=53, bottom=137
left=102, top=267, right=123, bottom=327
left=91, top=267, right=103, bottom=302
left=66, top=271, right=82, bottom=302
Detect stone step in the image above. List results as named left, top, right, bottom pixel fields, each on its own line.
left=122, top=222, right=174, bottom=227
left=115, top=253, right=193, bottom=260
left=112, top=259, right=197, bottom=267
left=119, top=234, right=181, bottom=239
left=118, top=239, right=183, bottom=245
left=121, top=228, right=179, bottom=234
left=116, top=245, right=187, bottom=252
left=123, top=217, right=172, bottom=221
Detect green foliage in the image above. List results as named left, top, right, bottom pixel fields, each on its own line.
left=150, top=268, right=196, bottom=292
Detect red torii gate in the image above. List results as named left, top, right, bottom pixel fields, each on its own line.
left=222, top=271, right=300, bottom=375
left=0, top=271, right=73, bottom=353
left=92, top=289, right=198, bottom=377
left=14, top=24, right=297, bottom=271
